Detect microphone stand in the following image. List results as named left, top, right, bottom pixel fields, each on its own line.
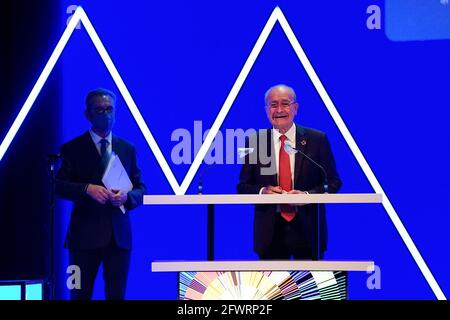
left=284, top=144, right=327, bottom=260
left=198, top=164, right=214, bottom=261
left=47, top=153, right=60, bottom=300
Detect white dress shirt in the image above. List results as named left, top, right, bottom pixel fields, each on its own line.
left=259, top=124, right=296, bottom=194
left=272, top=123, right=296, bottom=185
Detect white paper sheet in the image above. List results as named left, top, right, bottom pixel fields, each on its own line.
left=102, top=153, right=133, bottom=214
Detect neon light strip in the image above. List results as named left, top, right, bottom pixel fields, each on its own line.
left=0, top=8, right=83, bottom=161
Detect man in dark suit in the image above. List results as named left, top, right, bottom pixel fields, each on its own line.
left=237, top=84, right=341, bottom=260
left=56, top=88, right=146, bottom=300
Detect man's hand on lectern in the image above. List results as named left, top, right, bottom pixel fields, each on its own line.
left=261, top=185, right=283, bottom=194
left=287, top=189, right=308, bottom=206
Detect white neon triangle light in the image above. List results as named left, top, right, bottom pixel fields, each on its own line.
left=0, top=6, right=445, bottom=300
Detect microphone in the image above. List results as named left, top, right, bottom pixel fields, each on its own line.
left=284, top=143, right=328, bottom=193
left=198, top=163, right=212, bottom=195
left=198, top=168, right=205, bottom=195
left=237, top=147, right=254, bottom=159
left=47, top=153, right=62, bottom=169
left=47, top=153, right=61, bottom=160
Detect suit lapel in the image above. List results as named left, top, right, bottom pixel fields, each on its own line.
left=259, top=129, right=277, bottom=186
left=111, top=135, right=126, bottom=169
left=294, top=125, right=307, bottom=186
left=112, top=135, right=120, bottom=158
left=83, top=131, right=102, bottom=162
left=78, top=131, right=103, bottom=183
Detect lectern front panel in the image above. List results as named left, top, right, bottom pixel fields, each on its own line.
left=178, top=270, right=347, bottom=300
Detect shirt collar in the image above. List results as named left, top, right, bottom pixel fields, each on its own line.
left=89, top=128, right=112, bottom=145
left=273, top=123, right=296, bottom=144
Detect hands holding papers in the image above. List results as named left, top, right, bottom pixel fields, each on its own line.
left=101, top=153, right=133, bottom=213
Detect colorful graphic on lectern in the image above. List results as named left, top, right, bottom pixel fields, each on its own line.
left=179, top=271, right=347, bottom=300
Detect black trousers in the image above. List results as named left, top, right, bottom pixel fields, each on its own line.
left=68, top=237, right=130, bottom=300
left=259, top=214, right=323, bottom=260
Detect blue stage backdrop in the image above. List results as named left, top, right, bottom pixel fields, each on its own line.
left=33, top=0, right=449, bottom=299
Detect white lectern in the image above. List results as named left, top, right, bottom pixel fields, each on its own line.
left=145, top=193, right=381, bottom=300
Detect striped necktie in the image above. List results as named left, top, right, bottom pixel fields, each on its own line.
left=99, top=138, right=110, bottom=173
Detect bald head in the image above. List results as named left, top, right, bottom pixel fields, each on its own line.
left=264, top=84, right=296, bottom=106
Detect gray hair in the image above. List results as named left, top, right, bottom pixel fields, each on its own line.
left=85, top=88, right=117, bottom=108
left=264, top=84, right=297, bottom=106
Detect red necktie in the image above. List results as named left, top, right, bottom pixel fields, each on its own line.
left=279, top=135, right=295, bottom=222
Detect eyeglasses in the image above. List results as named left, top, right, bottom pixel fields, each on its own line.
left=267, top=100, right=296, bottom=109
left=88, top=106, right=114, bottom=114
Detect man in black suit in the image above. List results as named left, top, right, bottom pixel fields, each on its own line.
left=56, top=88, right=146, bottom=300
left=237, top=84, right=341, bottom=260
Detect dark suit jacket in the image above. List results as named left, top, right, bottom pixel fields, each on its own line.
left=237, top=124, right=342, bottom=255
left=56, top=131, right=146, bottom=250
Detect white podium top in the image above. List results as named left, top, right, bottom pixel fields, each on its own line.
left=152, top=260, right=375, bottom=272
left=144, top=193, right=382, bottom=205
